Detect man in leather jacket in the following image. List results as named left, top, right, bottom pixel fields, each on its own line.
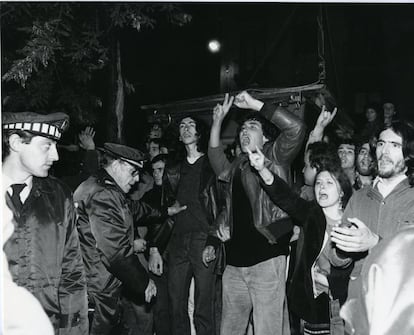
left=74, top=143, right=185, bottom=335
left=202, top=92, right=306, bottom=335
left=2, top=112, right=88, bottom=335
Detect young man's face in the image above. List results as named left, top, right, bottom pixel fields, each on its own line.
left=18, top=136, right=59, bottom=177
left=239, top=119, right=267, bottom=153
left=152, top=160, right=165, bottom=186
left=113, top=160, right=140, bottom=193
left=337, top=144, right=356, bottom=170
left=179, top=117, right=199, bottom=145
left=376, top=128, right=406, bottom=179
left=356, top=143, right=373, bottom=176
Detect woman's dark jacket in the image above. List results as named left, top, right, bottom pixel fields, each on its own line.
left=262, top=174, right=353, bottom=324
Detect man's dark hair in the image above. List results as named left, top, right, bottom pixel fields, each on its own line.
left=364, top=103, right=380, bottom=113
left=308, top=141, right=341, bottom=172
left=385, top=120, right=414, bottom=186
left=354, top=138, right=377, bottom=177
left=151, top=153, right=168, bottom=165
left=147, top=137, right=162, bottom=146
left=337, top=137, right=356, bottom=148
left=2, top=130, right=36, bottom=162
left=237, top=111, right=280, bottom=142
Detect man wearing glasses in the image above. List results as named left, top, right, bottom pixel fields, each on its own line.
left=74, top=143, right=185, bottom=335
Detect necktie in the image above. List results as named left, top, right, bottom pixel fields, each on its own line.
left=10, top=183, right=26, bottom=212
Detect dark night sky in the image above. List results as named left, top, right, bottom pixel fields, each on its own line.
left=116, top=3, right=414, bottom=145
left=5, top=3, right=414, bottom=145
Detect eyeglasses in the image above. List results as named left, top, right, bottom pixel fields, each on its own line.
left=121, top=160, right=140, bottom=177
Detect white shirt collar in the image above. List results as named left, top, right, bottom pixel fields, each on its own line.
left=373, top=174, right=407, bottom=199
left=3, top=174, right=33, bottom=203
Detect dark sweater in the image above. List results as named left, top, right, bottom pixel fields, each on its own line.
left=175, top=156, right=209, bottom=235
left=226, top=167, right=284, bottom=267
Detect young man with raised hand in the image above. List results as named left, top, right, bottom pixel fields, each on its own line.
left=203, top=91, right=306, bottom=335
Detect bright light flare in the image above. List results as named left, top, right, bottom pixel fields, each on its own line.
left=208, top=39, right=221, bottom=53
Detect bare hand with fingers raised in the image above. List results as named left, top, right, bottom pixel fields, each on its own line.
left=212, top=93, right=234, bottom=125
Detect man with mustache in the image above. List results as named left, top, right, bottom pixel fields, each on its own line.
left=203, top=91, right=306, bottom=335
left=331, top=120, right=414, bottom=302
left=354, top=140, right=375, bottom=189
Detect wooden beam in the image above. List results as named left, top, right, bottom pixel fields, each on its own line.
left=141, top=83, right=325, bottom=124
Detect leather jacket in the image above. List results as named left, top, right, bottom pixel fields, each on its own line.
left=74, top=169, right=166, bottom=304
left=207, top=103, right=306, bottom=248
left=4, top=176, right=88, bottom=334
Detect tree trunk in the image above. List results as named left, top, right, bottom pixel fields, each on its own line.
left=107, top=36, right=125, bottom=143
left=114, top=39, right=125, bottom=143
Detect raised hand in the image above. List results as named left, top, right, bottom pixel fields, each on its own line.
left=212, top=93, right=234, bottom=124
left=234, top=91, right=263, bottom=111
left=316, top=105, right=337, bottom=130
left=78, top=126, right=96, bottom=150
left=246, top=146, right=266, bottom=172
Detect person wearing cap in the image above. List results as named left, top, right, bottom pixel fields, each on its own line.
left=73, top=142, right=186, bottom=335
left=2, top=112, right=88, bottom=334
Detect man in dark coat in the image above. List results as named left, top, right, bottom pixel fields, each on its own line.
left=74, top=143, right=185, bottom=335
left=2, top=111, right=88, bottom=334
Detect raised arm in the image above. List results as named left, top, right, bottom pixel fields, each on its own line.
left=208, top=93, right=234, bottom=176
left=234, top=90, right=306, bottom=164
left=247, top=146, right=314, bottom=223
left=306, top=105, right=337, bottom=151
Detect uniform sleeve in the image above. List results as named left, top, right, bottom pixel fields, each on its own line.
left=130, top=199, right=167, bottom=223
left=59, top=195, right=89, bottom=335
left=88, top=189, right=149, bottom=303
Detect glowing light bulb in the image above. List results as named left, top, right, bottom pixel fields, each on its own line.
left=208, top=39, right=221, bottom=53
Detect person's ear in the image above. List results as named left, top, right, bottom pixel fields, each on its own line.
left=8, top=134, right=24, bottom=153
